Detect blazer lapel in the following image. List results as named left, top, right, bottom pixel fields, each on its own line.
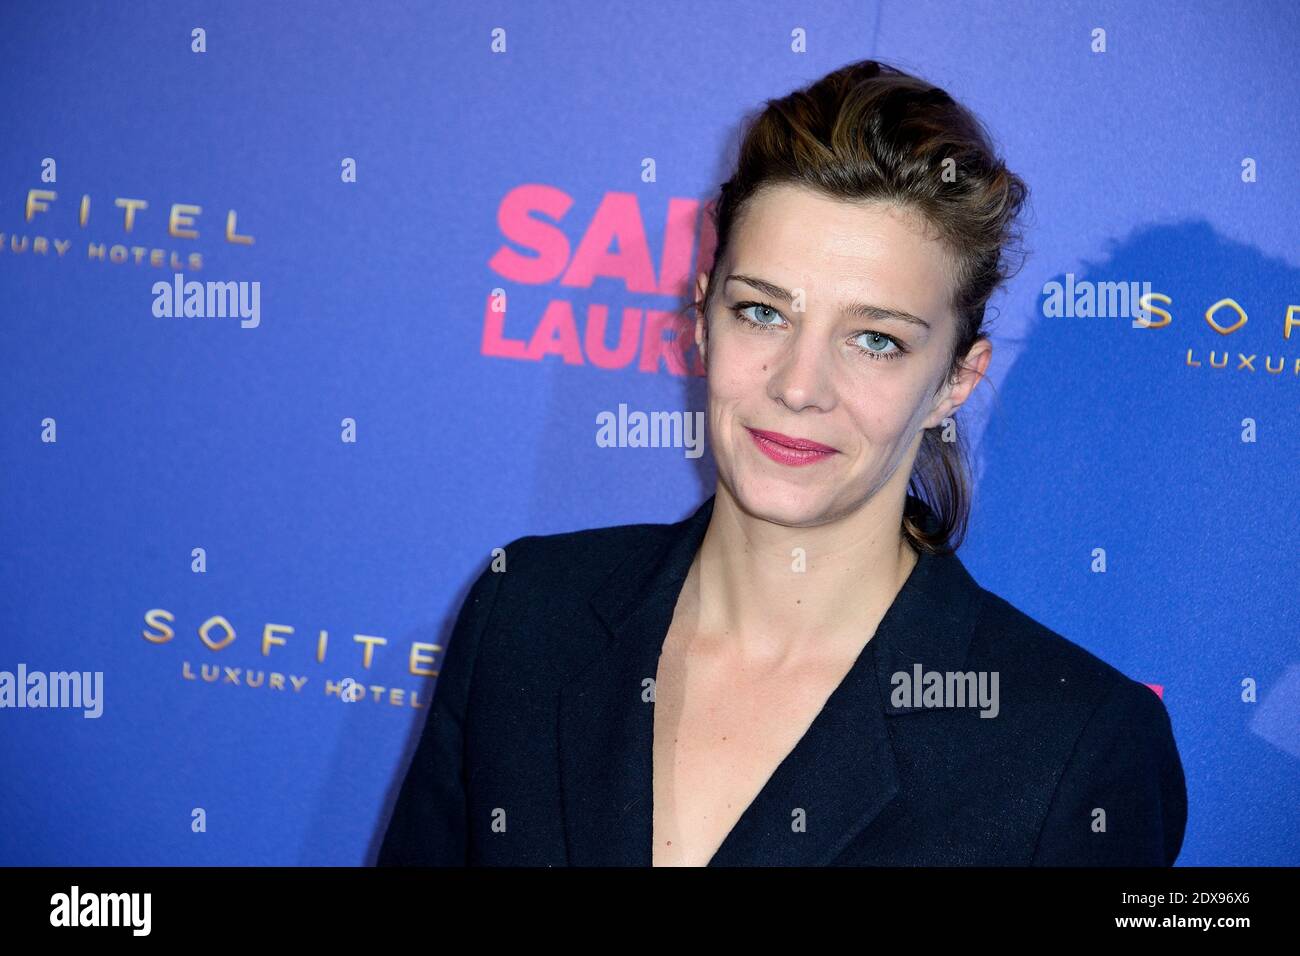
left=559, top=496, right=713, bottom=866
left=558, top=492, right=984, bottom=867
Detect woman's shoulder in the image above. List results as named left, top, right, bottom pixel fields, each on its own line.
left=963, top=584, right=1187, bottom=865
left=448, top=514, right=684, bottom=694
left=965, top=581, right=1173, bottom=734
left=495, top=512, right=676, bottom=585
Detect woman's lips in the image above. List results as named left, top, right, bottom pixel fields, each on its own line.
left=746, top=427, right=839, bottom=466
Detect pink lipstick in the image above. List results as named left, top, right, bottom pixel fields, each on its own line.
left=746, top=427, right=839, bottom=466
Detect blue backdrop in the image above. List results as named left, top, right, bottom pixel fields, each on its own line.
left=1, top=0, right=1296, bottom=865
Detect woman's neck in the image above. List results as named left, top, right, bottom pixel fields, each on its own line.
left=682, top=487, right=919, bottom=662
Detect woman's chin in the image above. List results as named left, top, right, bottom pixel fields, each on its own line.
left=731, top=482, right=840, bottom=528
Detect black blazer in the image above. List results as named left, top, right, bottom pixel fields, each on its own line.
left=377, top=493, right=1187, bottom=866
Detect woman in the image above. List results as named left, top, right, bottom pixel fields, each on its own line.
left=378, top=59, right=1187, bottom=867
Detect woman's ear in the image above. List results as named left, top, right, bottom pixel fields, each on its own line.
left=694, top=270, right=710, bottom=367
left=923, top=336, right=992, bottom=429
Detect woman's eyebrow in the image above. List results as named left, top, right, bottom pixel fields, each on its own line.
left=725, top=273, right=930, bottom=330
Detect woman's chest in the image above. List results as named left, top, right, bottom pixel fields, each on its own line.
left=649, top=627, right=863, bottom=866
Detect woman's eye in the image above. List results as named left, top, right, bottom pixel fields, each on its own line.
left=852, top=331, right=903, bottom=359
left=730, top=305, right=903, bottom=360
left=736, top=303, right=785, bottom=328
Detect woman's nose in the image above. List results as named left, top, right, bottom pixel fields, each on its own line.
left=766, top=331, right=835, bottom=412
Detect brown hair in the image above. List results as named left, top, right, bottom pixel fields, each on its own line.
left=693, top=59, right=1029, bottom=554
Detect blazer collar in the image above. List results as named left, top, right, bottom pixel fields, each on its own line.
left=558, top=492, right=984, bottom=866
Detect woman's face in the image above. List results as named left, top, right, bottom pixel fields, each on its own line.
left=695, top=182, right=991, bottom=528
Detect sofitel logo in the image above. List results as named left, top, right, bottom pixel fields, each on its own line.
left=1145, top=295, right=1300, bottom=377
left=1, top=188, right=256, bottom=271
left=142, top=607, right=437, bottom=710
left=1042, top=275, right=1300, bottom=381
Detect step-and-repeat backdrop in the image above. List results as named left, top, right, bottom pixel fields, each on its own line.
left=1, top=1, right=1296, bottom=865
